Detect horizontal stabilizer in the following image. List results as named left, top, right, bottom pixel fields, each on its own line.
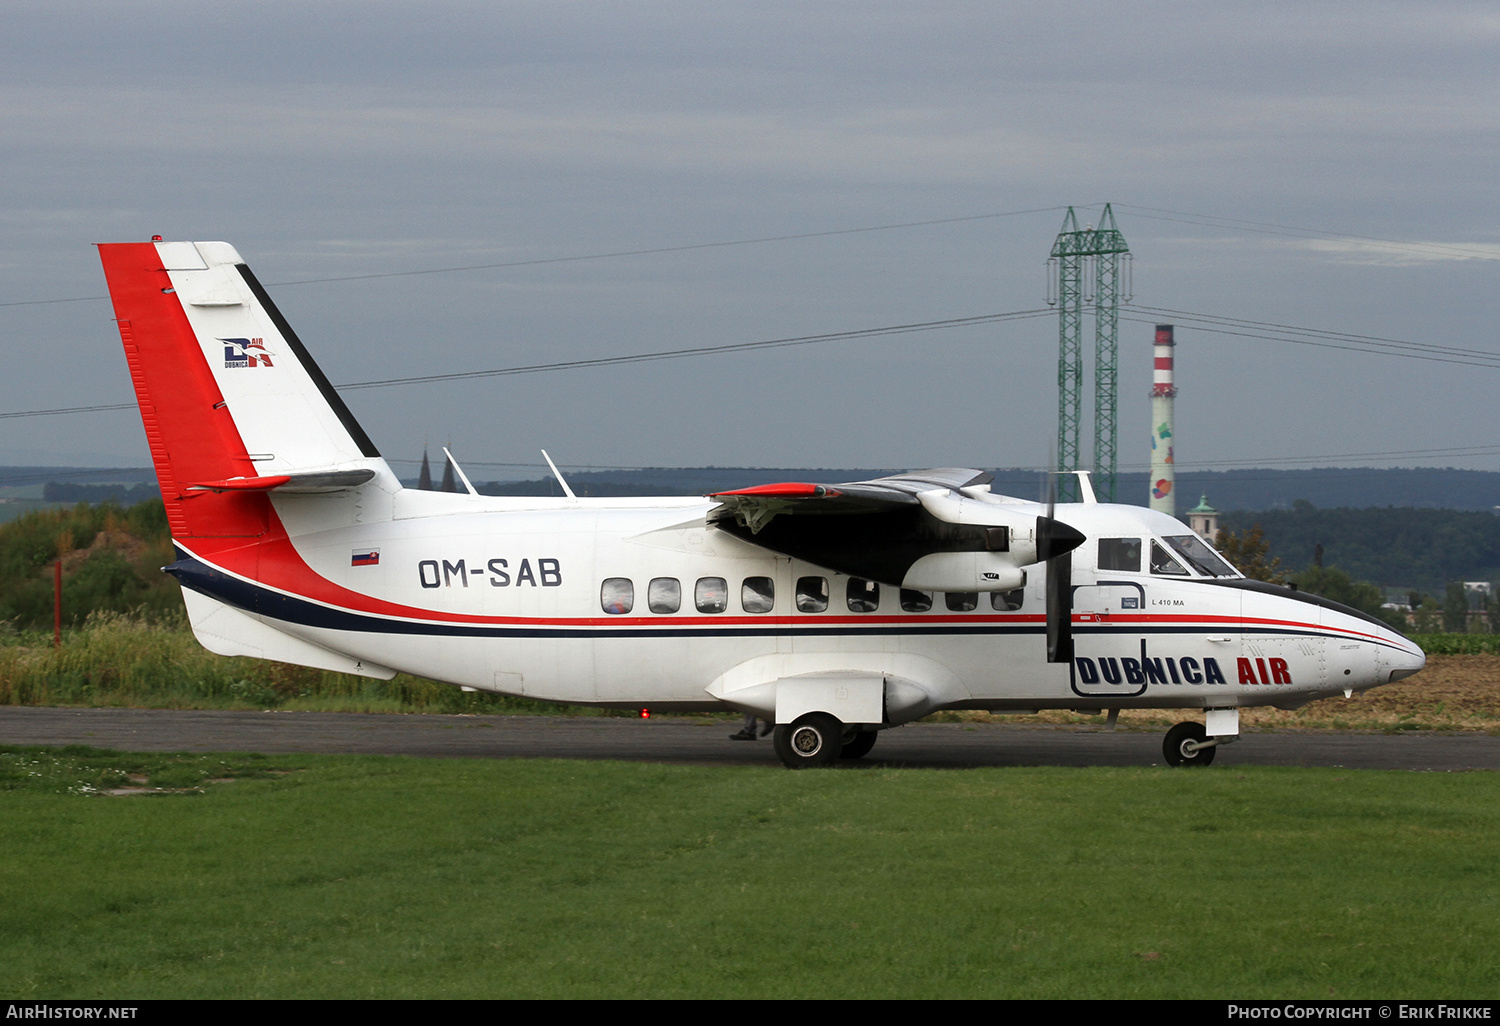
left=186, top=468, right=377, bottom=494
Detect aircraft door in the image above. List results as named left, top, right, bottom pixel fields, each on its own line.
left=1070, top=580, right=1151, bottom=699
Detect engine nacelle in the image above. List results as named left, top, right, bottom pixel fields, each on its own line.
left=901, top=553, right=1027, bottom=593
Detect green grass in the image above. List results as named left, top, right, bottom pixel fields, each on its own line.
left=1409, top=632, right=1500, bottom=655
left=0, top=613, right=617, bottom=717
left=1, top=747, right=1496, bottom=999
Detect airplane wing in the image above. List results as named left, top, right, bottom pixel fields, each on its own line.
left=710, top=468, right=989, bottom=530
left=708, top=468, right=1078, bottom=592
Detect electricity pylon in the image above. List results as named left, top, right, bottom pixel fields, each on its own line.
left=1047, top=204, right=1130, bottom=502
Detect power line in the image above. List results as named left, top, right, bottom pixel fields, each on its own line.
left=1130, top=304, right=1500, bottom=363
left=8, top=298, right=1500, bottom=421
left=0, top=401, right=136, bottom=421
left=339, top=309, right=1052, bottom=390
left=0, top=205, right=1068, bottom=308
left=6, top=202, right=1495, bottom=311
left=0, top=308, right=1055, bottom=419
left=1119, top=444, right=1500, bottom=471
left=270, top=207, right=1069, bottom=288
left=1122, top=304, right=1500, bottom=370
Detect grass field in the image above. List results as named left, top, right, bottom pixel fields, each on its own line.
left=1, top=745, right=1497, bottom=999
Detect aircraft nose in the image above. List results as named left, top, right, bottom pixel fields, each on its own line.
left=1385, top=639, right=1426, bottom=684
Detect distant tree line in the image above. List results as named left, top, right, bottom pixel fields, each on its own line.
left=1218, top=502, right=1500, bottom=594
left=1217, top=511, right=1500, bottom=634
left=42, top=481, right=160, bottom=504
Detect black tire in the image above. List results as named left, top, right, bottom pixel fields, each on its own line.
left=773, top=713, right=844, bottom=768
left=1163, top=721, right=1215, bottom=767
left=839, top=730, right=879, bottom=760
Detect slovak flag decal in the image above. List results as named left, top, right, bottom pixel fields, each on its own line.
left=351, top=549, right=380, bottom=567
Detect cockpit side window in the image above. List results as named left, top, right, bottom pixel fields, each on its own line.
left=1150, top=540, right=1189, bottom=576
left=1099, top=538, right=1142, bottom=572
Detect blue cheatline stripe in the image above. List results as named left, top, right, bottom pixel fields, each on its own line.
left=165, top=554, right=1410, bottom=649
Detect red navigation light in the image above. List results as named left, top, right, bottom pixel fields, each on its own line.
left=640, top=708, right=650, bottom=718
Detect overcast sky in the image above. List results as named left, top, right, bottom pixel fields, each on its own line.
left=3, top=1, right=1499, bottom=491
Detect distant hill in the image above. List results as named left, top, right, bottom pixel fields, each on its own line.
left=1133, top=467, right=1500, bottom=513
left=1219, top=506, right=1500, bottom=594
left=0, top=466, right=156, bottom=500
left=10, top=462, right=1500, bottom=512
left=42, top=482, right=160, bottom=504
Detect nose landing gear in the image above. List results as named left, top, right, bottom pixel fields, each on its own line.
left=1163, top=712, right=1240, bottom=767
left=1163, top=721, right=1215, bottom=766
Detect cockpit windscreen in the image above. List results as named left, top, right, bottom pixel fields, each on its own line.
left=1161, top=534, right=1238, bottom=578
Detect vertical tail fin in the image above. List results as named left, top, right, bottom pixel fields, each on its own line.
left=97, top=240, right=391, bottom=538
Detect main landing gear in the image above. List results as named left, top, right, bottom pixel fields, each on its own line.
left=771, top=714, right=881, bottom=768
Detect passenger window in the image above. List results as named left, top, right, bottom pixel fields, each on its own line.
left=847, top=578, right=880, bottom=612
left=742, top=576, right=775, bottom=613
left=695, top=577, right=728, bottom=613
left=990, top=588, right=1025, bottom=612
left=900, top=589, right=932, bottom=612
left=1098, top=538, right=1142, bottom=572
left=648, top=577, right=681, bottom=614
left=796, top=576, right=829, bottom=613
left=1150, top=540, right=1189, bottom=576
left=945, top=592, right=979, bottom=612
left=600, top=578, right=634, bottom=614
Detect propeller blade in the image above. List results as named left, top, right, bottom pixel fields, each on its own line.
left=1046, top=548, right=1074, bottom=663
left=1038, top=472, right=1084, bottom=665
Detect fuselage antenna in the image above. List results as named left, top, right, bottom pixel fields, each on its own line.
left=441, top=447, right=479, bottom=497
left=541, top=449, right=577, bottom=500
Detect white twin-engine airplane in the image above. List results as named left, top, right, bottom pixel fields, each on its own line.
left=97, top=239, right=1425, bottom=768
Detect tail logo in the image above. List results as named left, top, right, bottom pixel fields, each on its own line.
left=220, top=337, right=275, bottom=369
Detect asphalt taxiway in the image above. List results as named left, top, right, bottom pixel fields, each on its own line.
left=2, top=706, right=1497, bottom=770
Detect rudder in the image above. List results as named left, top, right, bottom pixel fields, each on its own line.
left=98, top=240, right=389, bottom=539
